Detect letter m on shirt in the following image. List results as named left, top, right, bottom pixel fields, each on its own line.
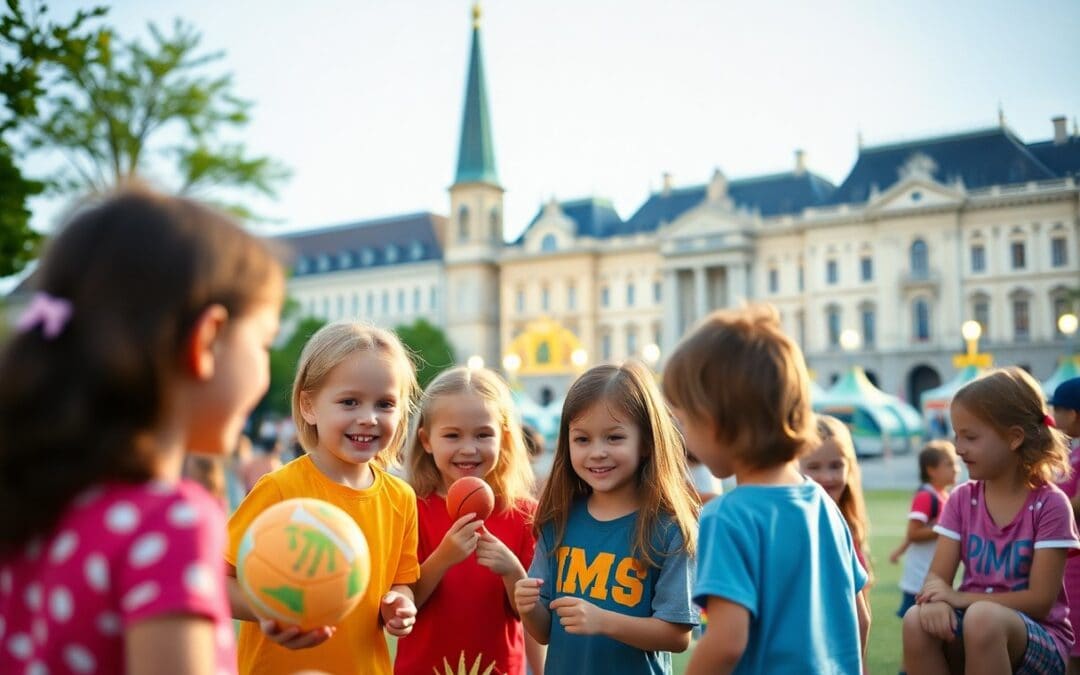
left=557, top=546, right=615, bottom=601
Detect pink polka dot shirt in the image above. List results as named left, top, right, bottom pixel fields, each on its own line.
left=0, top=480, right=237, bottom=674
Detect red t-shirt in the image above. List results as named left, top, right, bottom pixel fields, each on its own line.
left=394, top=494, right=536, bottom=675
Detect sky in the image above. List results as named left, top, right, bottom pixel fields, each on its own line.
left=25, top=0, right=1080, bottom=243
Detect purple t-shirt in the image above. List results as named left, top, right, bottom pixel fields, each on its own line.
left=934, top=480, right=1080, bottom=663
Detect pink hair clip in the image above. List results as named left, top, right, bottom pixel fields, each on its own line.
left=16, top=292, right=73, bottom=339
left=1043, top=414, right=1056, bottom=428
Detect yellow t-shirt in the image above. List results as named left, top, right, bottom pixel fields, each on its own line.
left=226, top=455, right=420, bottom=675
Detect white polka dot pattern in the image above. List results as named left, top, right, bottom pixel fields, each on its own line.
left=184, top=562, right=215, bottom=598
left=7, top=632, right=32, bottom=660
left=105, top=502, right=139, bottom=534
left=128, top=533, right=167, bottom=568
left=49, top=530, right=78, bottom=565
left=95, top=612, right=121, bottom=636
left=121, top=581, right=159, bottom=612
left=64, top=643, right=96, bottom=673
left=167, top=501, right=199, bottom=528
left=84, top=554, right=109, bottom=593
left=50, top=586, right=74, bottom=623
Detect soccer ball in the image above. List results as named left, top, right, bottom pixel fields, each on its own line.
left=237, top=498, right=370, bottom=630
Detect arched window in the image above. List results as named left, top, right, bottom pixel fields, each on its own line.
left=338, top=251, right=353, bottom=268
left=913, top=298, right=931, bottom=342
left=458, top=205, right=470, bottom=241
left=409, top=241, right=425, bottom=261
left=490, top=208, right=501, bottom=234
left=541, top=233, right=557, bottom=252
left=385, top=244, right=400, bottom=264
left=910, top=239, right=929, bottom=279
left=360, top=248, right=375, bottom=266
left=536, top=341, right=551, bottom=364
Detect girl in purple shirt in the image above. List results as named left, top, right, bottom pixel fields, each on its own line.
left=903, top=367, right=1079, bottom=675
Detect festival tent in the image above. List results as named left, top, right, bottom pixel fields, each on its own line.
left=919, top=364, right=983, bottom=437
left=1042, top=355, right=1080, bottom=399
left=814, top=367, right=925, bottom=457
left=511, top=389, right=560, bottom=444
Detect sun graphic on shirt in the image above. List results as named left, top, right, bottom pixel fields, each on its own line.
left=434, top=651, right=496, bottom=675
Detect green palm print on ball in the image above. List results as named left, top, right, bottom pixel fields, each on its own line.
left=285, top=524, right=338, bottom=577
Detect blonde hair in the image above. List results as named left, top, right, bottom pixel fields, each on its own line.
left=812, top=415, right=871, bottom=569
left=952, top=366, right=1070, bottom=487
left=536, top=361, right=699, bottom=567
left=663, top=304, right=816, bottom=470
left=406, top=366, right=534, bottom=511
left=291, top=322, right=418, bottom=469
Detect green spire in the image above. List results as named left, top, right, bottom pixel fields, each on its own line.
left=454, top=3, right=499, bottom=186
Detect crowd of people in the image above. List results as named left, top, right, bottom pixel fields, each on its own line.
left=1, top=186, right=1079, bottom=674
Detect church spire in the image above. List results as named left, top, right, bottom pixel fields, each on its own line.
left=454, top=2, right=499, bottom=187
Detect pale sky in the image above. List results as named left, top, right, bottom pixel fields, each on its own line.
left=28, top=0, right=1080, bottom=243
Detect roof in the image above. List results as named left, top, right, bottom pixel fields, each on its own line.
left=453, top=22, right=498, bottom=186
left=1026, top=137, right=1080, bottom=178
left=516, top=197, right=625, bottom=244
left=831, top=127, right=1057, bottom=205
left=277, top=212, right=446, bottom=275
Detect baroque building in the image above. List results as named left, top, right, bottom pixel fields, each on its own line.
left=278, top=6, right=1080, bottom=407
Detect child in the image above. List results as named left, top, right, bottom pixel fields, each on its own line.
left=904, top=367, right=1079, bottom=674
left=514, top=361, right=700, bottom=674
left=0, top=187, right=284, bottom=674
left=801, top=415, right=872, bottom=573
left=1051, top=377, right=1080, bottom=674
left=889, top=440, right=958, bottom=675
left=662, top=305, right=870, bottom=673
left=395, top=366, right=539, bottom=674
left=225, top=322, right=421, bottom=675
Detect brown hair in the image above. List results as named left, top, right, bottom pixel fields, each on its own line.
left=535, top=361, right=699, bottom=567
left=663, top=304, right=816, bottom=471
left=291, top=322, right=418, bottom=469
left=0, top=186, right=284, bottom=554
left=406, top=366, right=534, bottom=511
left=952, top=366, right=1070, bottom=487
left=812, top=415, right=871, bottom=567
left=919, top=440, right=957, bottom=484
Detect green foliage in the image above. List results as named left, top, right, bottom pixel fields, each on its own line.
left=260, top=315, right=326, bottom=419
left=0, top=1, right=288, bottom=218
left=394, top=318, right=456, bottom=389
left=0, top=137, right=42, bottom=276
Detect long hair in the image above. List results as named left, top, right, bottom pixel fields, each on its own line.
left=406, top=366, right=534, bottom=511
left=814, top=415, right=871, bottom=568
left=535, top=361, right=699, bottom=567
left=291, top=322, right=419, bottom=469
left=0, top=186, right=284, bottom=555
left=952, top=367, right=1070, bottom=487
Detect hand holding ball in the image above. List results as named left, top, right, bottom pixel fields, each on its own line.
left=446, top=476, right=495, bottom=521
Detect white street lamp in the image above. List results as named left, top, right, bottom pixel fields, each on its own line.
left=466, top=355, right=484, bottom=370
left=502, top=353, right=522, bottom=374
left=570, top=348, right=588, bottom=369
left=961, top=320, right=982, bottom=343
left=839, top=329, right=861, bottom=352
left=1059, top=313, right=1078, bottom=338
left=642, top=343, right=661, bottom=367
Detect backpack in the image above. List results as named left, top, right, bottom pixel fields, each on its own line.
left=917, top=485, right=941, bottom=521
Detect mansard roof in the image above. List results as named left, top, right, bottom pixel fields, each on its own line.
left=831, top=127, right=1057, bottom=205
left=516, top=197, right=624, bottom=243
left=1026, top=137, right=1080, bottom=179
left=278, top=211, right=445, bottom=275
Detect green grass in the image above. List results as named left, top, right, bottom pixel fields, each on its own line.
left=672, top=489, right=910, bottom=674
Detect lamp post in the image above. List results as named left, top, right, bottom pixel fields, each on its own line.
left=953, top=320, right=991, bottom=369
left=466, top=355, right=484, bottom=370
left=1060, top=312, right=1078, bottom=354
left=570, top=348, right=588, bottom=371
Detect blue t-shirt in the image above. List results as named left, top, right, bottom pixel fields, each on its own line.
left=695, top=480, right=867, bottom=674
left=529, top=499, right=698, bottom=675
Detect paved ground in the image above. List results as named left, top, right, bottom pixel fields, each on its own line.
left=859, top=449, right=935, bottom=490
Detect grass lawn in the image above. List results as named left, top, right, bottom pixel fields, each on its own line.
left=671, top=489, right=910, bottom=674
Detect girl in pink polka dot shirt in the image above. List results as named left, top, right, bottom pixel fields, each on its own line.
left=0, top=187, right=285, bottom=675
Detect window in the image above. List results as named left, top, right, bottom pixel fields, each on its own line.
left=627, top=328, right=638, bottom=356
left=861, top=308, right=876, bottom=347
left=413, top=288, right=421, bottom=312
left=541, top=234, right=557, bottom=252
left=798, top=264, right=805, bottom=291
left=541, top=285, right=550, bottom=312
left=317, top=255, right=331, bottom=273
left=338, top=251, right=353, bottom=268
left=366, top=292, right=374, bottom=316
left=386, top=245, right=400, bottom=264
left=458, top=205, right=469, bottom=241
left=409, top=241, right=425, bottom=261
left=1011, top=241, right=1026, bottom=270
left=626, top=283, right=635, bottom=307
left=653, top=324, right=662, bottom=348
left=601, top=333, right=612, bottom=361
left=1013, top=299, right=1030, bottom=341
left=381, top=291, right=389, bottom=314
left=430, top=287, right=438, bottom=311
left=322, top=297, right=330, bottom=317
left=910, top=239, right=929, bottom=279
left=296, top=257, right=310, bottom=275
left=768, top=268, right=779, bottom=294
left=361, top=248, right=375, bottom=266
left=1052, top=237, right=1068, bottom=267
left=653, top=281, right=662, bottom=303
left=971, top=244, right=986, bottom=273
left=601, top=285, right=610, bottom=308
left=826, top=259, right=838, bottom=285
left=516, top=288, right=525, bottom=313
left=567, top=284, right=577, bottom=310
left=860, top=256, right=873, bottom=282
left=973, top=300, right=990, bottom=335
left=826, top=306, right=841, bottom=348
left=397, top=289, right=405, bottom=313
left=489, top=208, right=500, bottom=233
left=913, top=299, right=930, bottom=342
left=337, top=295, right=344, bottom=318
left=352, top=293, right=360, bottom=317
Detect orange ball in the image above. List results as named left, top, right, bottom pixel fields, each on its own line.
left=237, top=498, right=370, bottom=630
left=446, top=476, right=495, bottom=521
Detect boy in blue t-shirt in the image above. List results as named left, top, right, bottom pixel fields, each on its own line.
left=663, top=305, right=869, bottom=673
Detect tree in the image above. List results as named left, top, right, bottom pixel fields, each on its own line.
left=258, top=314, right=326, bottom=421
left=0, top=1, right=288, bottom=220
left=395, top=319, right=456, bottom=389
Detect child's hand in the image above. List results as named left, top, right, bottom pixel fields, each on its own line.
left=917, top=578, right=956, bottom=606
left=917, top=601, right=957, bottom=642
left=514, top=578, right=544, bottom=614
left=475, top=530, right=523, bottom=577
left=436, top=514, right=485, bottom=565
left=549, top=596, right=609, bottom=636
left=380, top=590, right=417, bottom=637
left=888, top=543, right=906, bottom=564
left=259, top=619, right=335, bottom=650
